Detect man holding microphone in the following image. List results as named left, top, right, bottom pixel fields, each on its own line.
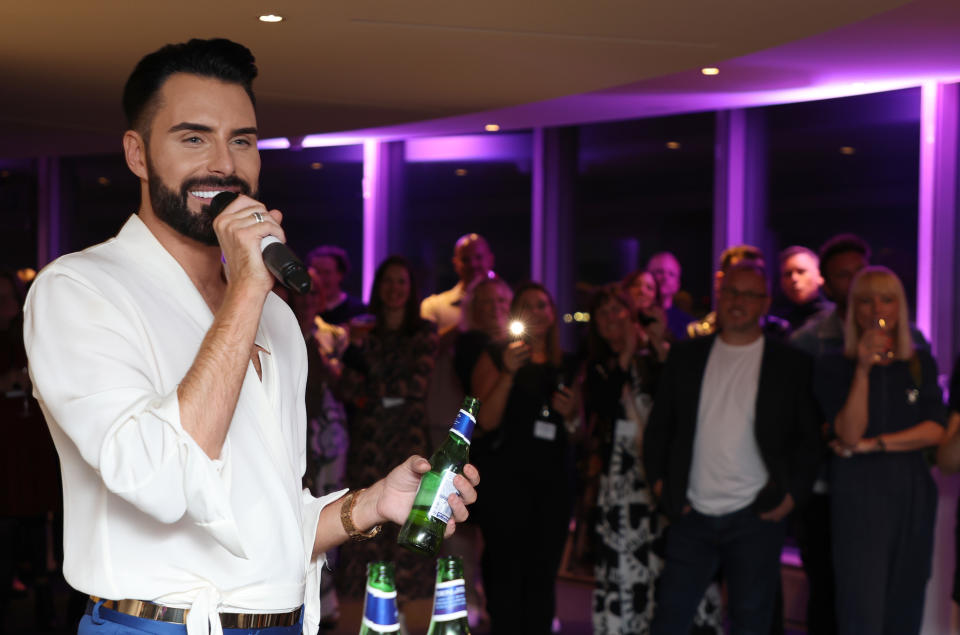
left=24, top=38, right=478, bottom=635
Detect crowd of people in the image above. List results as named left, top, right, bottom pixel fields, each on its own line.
left=2, top=36, right=957, bottom=635
left=292, top=230, right=959, bottom=635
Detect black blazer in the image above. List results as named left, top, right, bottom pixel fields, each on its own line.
left=643, top=334, right=820, bottom=520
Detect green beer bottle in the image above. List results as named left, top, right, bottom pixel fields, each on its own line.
left=358, top=561, right=400, bottom=634
left=427, top=556, right=472, bottom=635
left=397, top=396, right=480, bottom=556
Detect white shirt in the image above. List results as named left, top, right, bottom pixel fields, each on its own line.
left=24, top=215, right=343, bottom=635
left=687, top=336, right=768, bottom=515
left=420, top=283, right=465, bottom=334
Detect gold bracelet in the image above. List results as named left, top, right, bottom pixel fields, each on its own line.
left=340, top=489, right=381, bottom=541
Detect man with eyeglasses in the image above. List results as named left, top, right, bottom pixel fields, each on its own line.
left=686, top=245, right=789, bottom=340
left=644, top=261, right=820, bottom=634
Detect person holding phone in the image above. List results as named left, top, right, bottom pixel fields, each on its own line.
left=471, top=281, right=578, bottom=635
left=813, top=266, right=945, bottom=635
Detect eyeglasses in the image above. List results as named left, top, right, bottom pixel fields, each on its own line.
left=719, top=287, right=768, bottom=301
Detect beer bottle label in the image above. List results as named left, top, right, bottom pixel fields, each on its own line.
left=431, top=578, right=468, bottom=621
left=450, top=409, right=475, bottom=444
left=362, top=585, right=400, bottom=632
left=427, top=468, right=458, bottom=523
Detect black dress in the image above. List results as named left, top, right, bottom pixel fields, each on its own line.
left=948, top=355, right=960, bottom=604
left=814, top=351, right=945, bottom=635
left=478, top=359, right=575, bottom=635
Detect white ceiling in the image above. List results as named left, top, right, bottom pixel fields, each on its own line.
left=0, top=0, right=914, bottom=157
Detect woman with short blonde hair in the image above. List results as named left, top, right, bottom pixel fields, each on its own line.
left=814, top=265, right=945, bottom=635
left=842, top=266, right=913, bottom=361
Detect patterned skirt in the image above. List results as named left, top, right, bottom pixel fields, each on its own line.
left=592, top=430, right=723, bottom=634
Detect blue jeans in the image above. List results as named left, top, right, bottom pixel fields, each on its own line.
left=79, top=600, right=304, bottom=635
left=651, top=506, right=785, bottom=635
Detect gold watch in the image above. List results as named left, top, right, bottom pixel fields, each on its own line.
left=340, top=489, right=382, bottom=541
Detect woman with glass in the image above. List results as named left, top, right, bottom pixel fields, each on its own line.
left=813, top=266, right=944, bottom=635
left=582, top=285, right=720, bottom=635
left=471, top=281, right=577, bottom=635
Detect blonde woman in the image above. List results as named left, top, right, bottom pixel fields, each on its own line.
left=813, top=266, right=945, bottom=635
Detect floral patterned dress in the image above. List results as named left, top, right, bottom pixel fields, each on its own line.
left=334, top=318, right=438, bottom=602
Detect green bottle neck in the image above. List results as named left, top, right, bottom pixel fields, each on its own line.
left=436, top=557, right=465, bottom=584
left=366, top=563, right=396, bottom=593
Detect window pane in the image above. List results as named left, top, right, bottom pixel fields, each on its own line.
left=766, top=88, right=921, bottom=308
left=0, top=160, right=38, bottom=269
left=259, top=145, right=364, bottom=297
left=575, top=113, right=715, bottom=315
left=60, top=154, right=139, bottom=255
left=402, top=133, right=532, bottom=297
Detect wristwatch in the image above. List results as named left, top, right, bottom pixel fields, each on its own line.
left=340, top=489, right=382, bottom=541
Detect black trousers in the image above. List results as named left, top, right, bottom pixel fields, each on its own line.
left=796, top=493, right=836, bottom=635
left=480, top=483, right=571, bottom=635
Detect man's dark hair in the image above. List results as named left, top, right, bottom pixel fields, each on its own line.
left=818, top=233, right=871, bottom=272
left=123, top=38, right=258, bottom=135
left=306, top=245, right=350, bottom=276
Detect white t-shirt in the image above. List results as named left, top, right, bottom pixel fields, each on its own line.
left=24, top=215, right=344, bottom=635
left=687, top=336, right=769, bottom=515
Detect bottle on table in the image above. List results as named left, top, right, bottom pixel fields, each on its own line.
left=358, top=561, right=400, bottom=634
left=427, top=555, right=471, bottom=635
left=397, top=396, right=480, bottom=556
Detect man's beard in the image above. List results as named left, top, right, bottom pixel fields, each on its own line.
left=146, top=158, right=255, bottom=247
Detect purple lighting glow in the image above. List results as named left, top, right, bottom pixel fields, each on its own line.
left=257, top=137, right=290, bottom=150
left=302, top=135, right=369, bottom=148
left=915, top=82, right=937, bottom=342
left=405, top=134, right=531, bottom=163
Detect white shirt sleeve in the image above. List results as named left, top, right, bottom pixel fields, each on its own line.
left=25, top=268, right=245, bottom=556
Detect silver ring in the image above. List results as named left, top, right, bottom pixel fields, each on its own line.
left=252, top=211, right=264, bottom=224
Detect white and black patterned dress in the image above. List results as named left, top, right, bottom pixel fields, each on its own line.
left=586, top=357, right=722, bottom=635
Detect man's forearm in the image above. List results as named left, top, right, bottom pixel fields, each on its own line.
left=178, top=284, right=266, bottom=459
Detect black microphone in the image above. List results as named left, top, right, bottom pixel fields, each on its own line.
left=209, top=191, right=312, bottom=295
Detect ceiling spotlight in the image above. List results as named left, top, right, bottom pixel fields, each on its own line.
left=666, top=141, right=681, bottom=150
left=701, top=67, right=720, bottom=76
left=840, top=146, right=856, bottom=155
left=484, top=124, right=501, bottom=132
left=259, top=14, right=284, bottom=23
left=310, top=162, right=324, bottom=170
left=454, top=168, right=468, bottom=177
